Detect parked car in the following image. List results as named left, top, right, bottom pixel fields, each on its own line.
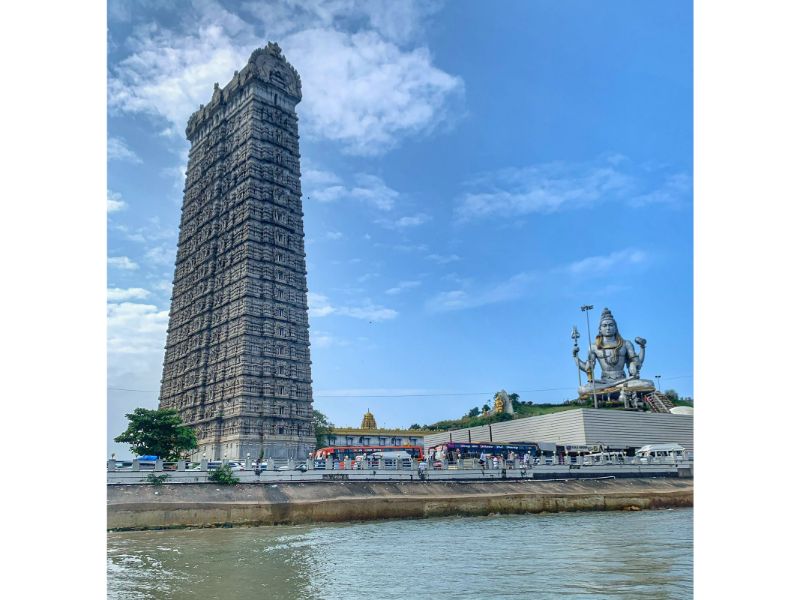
left=276, top=463, right=308, bottom=472
left=195, top=461, right=245, bottom=471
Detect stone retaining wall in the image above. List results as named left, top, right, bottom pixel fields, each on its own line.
left=107, top=478, right=693, bottom=530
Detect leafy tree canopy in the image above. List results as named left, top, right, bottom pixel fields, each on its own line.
left=114, top=408, right=197, bottom=460
left=313, top=409, right=334, bottom=449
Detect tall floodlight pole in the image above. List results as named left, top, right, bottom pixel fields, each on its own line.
left=571, top=326, right=582, bottom=388
left=655, top=375, right=661, bottom=392
left=581, top=304, right=598, bottom=409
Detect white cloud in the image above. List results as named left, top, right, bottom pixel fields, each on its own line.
left=629, top=173, right=692, bottom=207
left=243, top=1, right=440, bottom=45
left=107, top=301, right=169, bottom=381
left=385, top=280, right=421, bottom=295
left=310, top=330, right=349, bottom=349
left=113, top=216, right=177, bottom=245
left=107, top=136, right=142, bottom=163
left=153, top=279, right=174, bottom=294
left=107, top=301, right=169, bottom=355
left=357, top=272, right=380, bottom=283
left=305, top=171, right=400, bottom=212
left=308, top=292, right=397, bottom=321
left=426, top=253, right=461, bottom=264
left=426, top=272, right=537, bottom=312
left=108, top=256, right=140, bottom=270
left=349, top=174, right=400, bottom=210
left=285, top=28, right=463, bottom=155
left=107, top=1, right=462, bottom=155
left=337, top=304, right=398, bottom=321
left=566, top=249, right=647, bottom=276
left=108, top=16, right=252, bottom=132
left=425, top=248, right=649, bottom=312
left=107, top=189, right=127, bottom=213
left=456, top=157, right=692, bottom=221
left=145, top=244, right=176, bottom=266
left=325, top=231, right=344, bottom=240
left=456, top=159, right=634, bottom=221
left=107, top=287, right=151, bottom=301
left=377, top=212, right=431, bottom=229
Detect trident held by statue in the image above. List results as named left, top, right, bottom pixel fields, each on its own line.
left=571, top=326, right=582, bottom=387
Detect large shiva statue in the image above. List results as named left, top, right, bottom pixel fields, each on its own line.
left=572, top=307, right=655, bottom=403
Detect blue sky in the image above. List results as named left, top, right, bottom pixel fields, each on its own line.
left=107, top=0, right=693, bottom=456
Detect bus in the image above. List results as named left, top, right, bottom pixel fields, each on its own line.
left=427, top=442, right=540, bottom=463
left=635, top=443, right=688, bottom=464
left=313, top=445, right=424, bottom=468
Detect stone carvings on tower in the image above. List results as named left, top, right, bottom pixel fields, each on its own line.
left=158, top=43, right=315, bottom=460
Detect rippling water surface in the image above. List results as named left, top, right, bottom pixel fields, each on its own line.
left=108, top=508, right=692, bottom=599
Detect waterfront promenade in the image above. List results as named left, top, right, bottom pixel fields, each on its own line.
left=107, top=477, right=693, bottom=530
left=107, top=456, right=692, bottom=485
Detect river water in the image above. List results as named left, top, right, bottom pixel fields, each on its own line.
left=108, top=508, right=692, bottom=599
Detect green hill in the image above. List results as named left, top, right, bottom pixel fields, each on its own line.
left=409, top=389, right=694, bottom=433
left=409, top=396, right=583, bottom=433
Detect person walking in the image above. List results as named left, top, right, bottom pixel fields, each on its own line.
left=479, top=451, right=487, bottom=471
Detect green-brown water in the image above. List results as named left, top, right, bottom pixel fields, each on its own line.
left=108, top=508, right=692, bottom=599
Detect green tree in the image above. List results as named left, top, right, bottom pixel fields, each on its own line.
left=467, top=407, right=480, bottom=418
left=313, top=409, right=334, bottom=449
left=409, top=423, right=421, bottom=430
left=114, top=408, right=197, bottom=460
left=664, top=389, right=680, bottom=404
left=208, top=464, right=238, bottom=485
left=481, top=404, right=490, bottom=413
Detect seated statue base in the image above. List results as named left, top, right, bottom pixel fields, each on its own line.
left=578, top=378, right=656, bottom=407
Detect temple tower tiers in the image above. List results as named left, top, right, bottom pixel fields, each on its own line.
left=158, top=43, right=315, bottom=461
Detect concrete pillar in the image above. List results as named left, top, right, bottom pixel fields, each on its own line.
left=155, top=459, right=164, bottom=472
left=306, top=459, right=312, bottom=471
left=325, top=457, right=333, bottom=470
left=132, top=459, right=140, bottom=472
left=245, top=456, right=252, bottom=470
left=200, top=458, right=208, bottom=471
left=267, top=458, right=274, bottom=471
left=288, top=458, right=295, bottom=470
left=379, top=458, right=385, bottom=470
left=107, top=459, right=116, bottom=471
left=177, top=460, right=186, bottom=472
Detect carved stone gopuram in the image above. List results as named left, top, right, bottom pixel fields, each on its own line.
left=158, top=43, right=315, bottom=460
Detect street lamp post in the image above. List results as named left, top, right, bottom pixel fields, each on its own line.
left=655, top=375, right=661, bottom=392
left=580, top=304, right=598, bottom=409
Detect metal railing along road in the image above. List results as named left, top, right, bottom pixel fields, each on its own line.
left=107, top=454, right=692, bottom=485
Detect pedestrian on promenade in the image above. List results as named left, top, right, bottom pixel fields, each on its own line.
left=492, top=455, right=499, bottom=470
left=479, top=451, right=487, bottom=471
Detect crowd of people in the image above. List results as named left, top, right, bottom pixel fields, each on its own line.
left=422, top=448, right=541, bottom=471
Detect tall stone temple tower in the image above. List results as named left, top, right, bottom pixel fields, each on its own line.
left=158, top=43, right=315, bottom=461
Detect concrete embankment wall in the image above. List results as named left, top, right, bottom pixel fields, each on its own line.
left=107, top=478, right=693, bottom=531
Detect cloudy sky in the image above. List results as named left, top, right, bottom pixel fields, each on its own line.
left=107, top=0, right=693, bottom=456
